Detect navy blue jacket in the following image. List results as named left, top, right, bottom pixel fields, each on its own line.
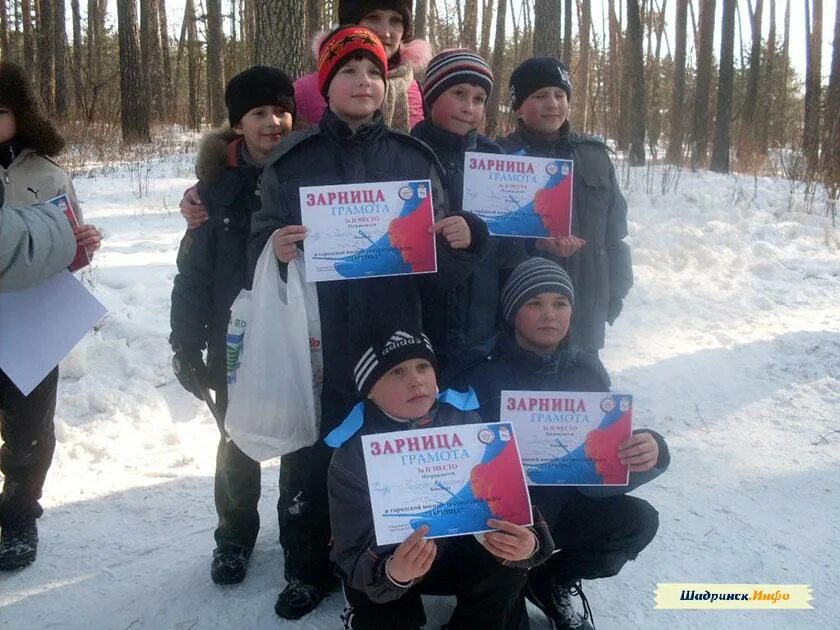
left=498, top=122, right=633, bottom=352
left=411, top=120, right=527, bottom=369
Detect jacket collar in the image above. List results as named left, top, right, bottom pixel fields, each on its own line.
left=0, top=138, right=25, bottom=170
left=497, top=329, right=572, bottom=376
left=413, top=119, right=479, bottom=153
left=512, top=120, right=571, bottom=155
left=319, top=107, right=386, bottom=144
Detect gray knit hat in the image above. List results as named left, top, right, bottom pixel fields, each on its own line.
left=501, top=257, right=575, bottom=323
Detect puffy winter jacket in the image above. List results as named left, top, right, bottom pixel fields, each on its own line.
left=249, top=108, right=489, bottom=430
left=327, top=398, right=555, bottom=604
left=0, top=145, right=83, bottom=222
left=170, top=128, right=263, bottom=387
left=447, top=331, right=670, bottom=523
left=411, top=120, right=527, bottom=368
left=0, top=201, right=76, bottom=292
left=498, top=122, right=633, bottom=351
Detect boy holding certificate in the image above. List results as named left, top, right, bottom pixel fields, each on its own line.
left=411, top=49, right=527, bottom=369
left=326, top=325, right=553, bottom=629
left=248, top=26, right=488, bottom=619
left=498, top=58, right=633, bottom=356
left=450, top=258, right=669, bottom=630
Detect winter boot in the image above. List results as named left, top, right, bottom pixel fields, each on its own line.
left=210, top=546, right=250, bottom=585
left=275, top=578, right=331, bottom=619
left=525, top=575, right=595, bottom=630
left=0, top=520, right=38, bottom=571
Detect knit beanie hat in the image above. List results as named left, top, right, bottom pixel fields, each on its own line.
left=339, top=0, right=413, bottom=41
left=509, top=57, right=573, bottom=112
left=501, top=257, right=576, bottom=323
left=318, top=25, right=389, bottom=98
left=225, top=65, right=296, bottom=127
left=422, top=48, right=494, bottom=111
left=354, top=328, right=437, bottom=397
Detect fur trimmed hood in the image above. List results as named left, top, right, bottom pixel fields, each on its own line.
left=310, top=32, right=432, bottom=75
left=195, top=125, right=241, bottom=182
left=0, top=62, right=65, bottom=157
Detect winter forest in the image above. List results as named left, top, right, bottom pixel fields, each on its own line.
left=0, top=1, right=839, bottom=629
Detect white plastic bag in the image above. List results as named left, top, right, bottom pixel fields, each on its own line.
left=224, top=242, right=322, bottom=461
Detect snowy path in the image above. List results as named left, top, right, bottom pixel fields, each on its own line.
left=1, top=156, right=838, bottom=629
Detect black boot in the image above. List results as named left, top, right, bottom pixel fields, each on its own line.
left=526, top=575, right=594, bottom=630
left=210, top=546, right=250, bottom=585
left=275, top=578, right=332, bottom=619
left=0, top=520, right=38, bottom=571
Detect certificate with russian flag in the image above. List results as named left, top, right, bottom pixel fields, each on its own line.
left=462, top=152, right=573, bottom=238
left=362, top=422, right=533, bottom=546
left=300, top=179, right=436, bottom=282
left=500, top=391, right=633, bottom=486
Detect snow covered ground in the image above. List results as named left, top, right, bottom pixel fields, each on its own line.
left=1, top=150, right=838, bottom=630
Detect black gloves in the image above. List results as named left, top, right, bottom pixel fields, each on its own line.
left=172, top=346, right=211, bottom=400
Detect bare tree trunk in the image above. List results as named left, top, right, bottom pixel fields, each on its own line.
left=665, top=0, right=687, bottom=163
left=803, top=0, right=823, bottom=175
left=626, top=0, right=646, bottom=164
left=646, top=0, right=666, bottom=157
left=822, top=0, right=840, bottom=192
left=571, top=0, right=592, bottom=132
left=463, top=0, right=478, bottom=48
left=757, top=0, right=776, bottom=152
left=563, top=0, right=572, bottom=62
left=711, top=0, right=736, bottom=172
left=690, top=0, right=716, bottom=170
left=37, top=0, right=55, bottom=113
left=480, top=0, right=493, bottom=59
left=117, top=0, right=151, bottom=142
left=485, top=0, right=507, bottom=137
left=254, top=0, right=304, bottom=77
left=70, top=0, right=84, bottom=113
left=206, top=0, right=226, bottom=126
left=608, top=0, right=623, bottom=144
left=22, top=0, right=35, bottom=69
left=53, top=0, right=67, bottom=116
left=738, top=0, right=763, bottom=159
left=415, top=0, right=429, bottom=40
left=533, top=0, right=561, bottom=56
left=1, top=0, right=10, bottom=61
left=186, top=0, right=199, bottom=130
left=140, top=0, right=164, bottom=121
left=159, top=0, right=173, bottom=121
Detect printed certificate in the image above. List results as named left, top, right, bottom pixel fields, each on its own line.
left=500, top=391, right=632, bottom=486
left=300, top=180, right=436, bottom=282
left=462, top=152, right=574, bottom=238
left=362, top=422, right=533, bottom=546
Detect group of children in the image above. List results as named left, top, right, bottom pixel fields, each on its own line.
left=169, top=2, right=665, bottom=628
left=0, top=61, right=102, bottom=571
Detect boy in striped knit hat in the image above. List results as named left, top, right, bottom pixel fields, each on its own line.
left=412, top=49, right=527, bottom=372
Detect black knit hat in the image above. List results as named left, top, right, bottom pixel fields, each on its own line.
left=354, top=328, right=437, bottom=397
left=225, top=66, right=296, bottom=127
left=422, top=48, right=494, bottom=111
left=509, top=57, right=573, bottom=111
left=338, top=0, right=413, bottom=41
left=501, top=257, right=576, bottom=323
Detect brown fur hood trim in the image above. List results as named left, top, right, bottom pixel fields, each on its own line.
left=0, top=61, right=65, bottom=157
left=195, top=125, right=241, bottom=181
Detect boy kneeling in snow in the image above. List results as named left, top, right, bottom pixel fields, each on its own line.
left=325, top=326, right=553, bottom=629
left=449, top=257, right=670, bottom=630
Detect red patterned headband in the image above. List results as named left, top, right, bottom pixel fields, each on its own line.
left=318, top=26, right=389, bottom=97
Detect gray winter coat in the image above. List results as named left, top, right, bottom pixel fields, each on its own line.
left=0, top=202, right=76, bottom=292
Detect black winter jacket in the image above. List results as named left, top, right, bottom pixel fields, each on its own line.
left=448, top=331, right=669, bottom=524
left=327, top=399, right=555, bottom=604
left=498, top=122, right=633, bottom=352
left=411, top=120, right=527, bottom=368
left=248, top=109, right=489, bottom=429
left=170, top=130, right=261, bottom=387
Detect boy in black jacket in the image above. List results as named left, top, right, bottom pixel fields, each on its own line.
left=412, top=48, right=527, bottom=369
left=498, top=58, right=633, bottom=355
left=169, top=66, right=296, bottom=585
left=449, top=257, right=669, bottom=630
left=248, top=26, right=489, bottom=619
left=326, top=325, right=554, bottom=630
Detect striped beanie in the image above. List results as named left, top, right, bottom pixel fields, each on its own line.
left=318, top=25, right=389, bottom=97
left=501, top=257, right=576, bottom=323
left=354, top=329, right=436, bottom=397
left=422, top=48, right=494, bottom=110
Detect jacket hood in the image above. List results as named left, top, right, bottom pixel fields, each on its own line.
left=195, top=125, right=241, bottom=181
